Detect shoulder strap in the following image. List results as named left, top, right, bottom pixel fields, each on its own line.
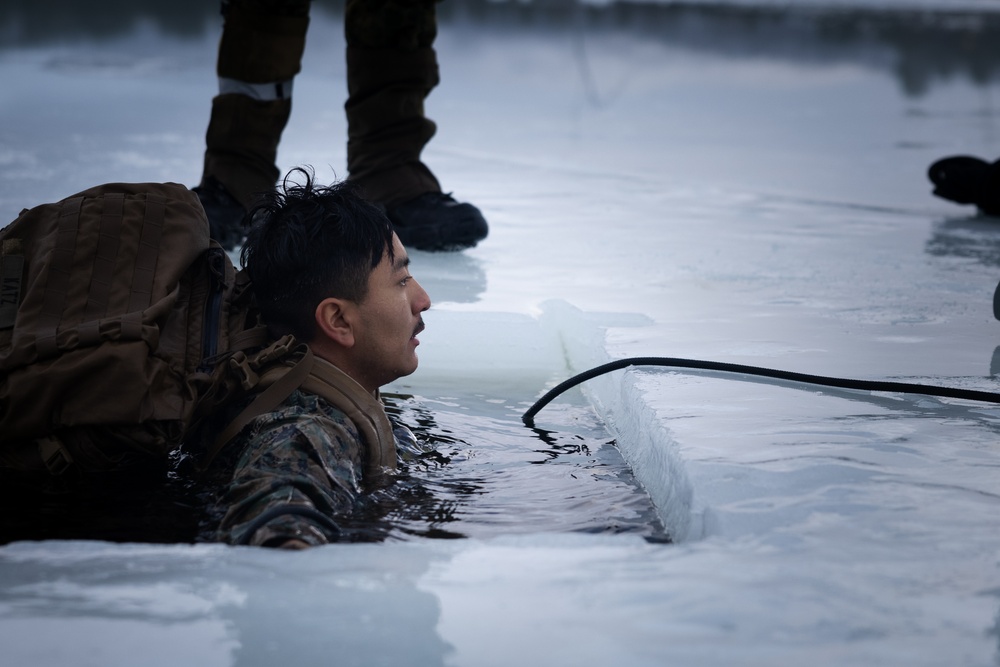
left=201, top=344, right=398, bottom=478
left=300, top=357, right=398, bottom=477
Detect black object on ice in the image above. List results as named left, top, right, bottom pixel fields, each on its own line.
left=522, top=357, right=1000, bottom=427
left=928, top=155, right=1000, bottom=216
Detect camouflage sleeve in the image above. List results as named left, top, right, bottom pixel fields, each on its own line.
left=216, top=399, right=366, bottom=547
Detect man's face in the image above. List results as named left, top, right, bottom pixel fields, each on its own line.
left=349, top=233, right=431, bottom=392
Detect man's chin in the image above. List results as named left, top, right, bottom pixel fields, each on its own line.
left=395, top=356, right=420, bottom=380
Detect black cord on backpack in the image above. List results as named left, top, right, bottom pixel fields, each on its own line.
left=521, top=356, right=1000, bottom=426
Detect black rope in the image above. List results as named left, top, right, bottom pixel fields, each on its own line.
left=522, top=356, right=1000, bottom=426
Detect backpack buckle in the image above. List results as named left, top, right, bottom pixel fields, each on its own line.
left=37, top=436, right=74, bottom=476
left=228, top=351, right=260, bottom=391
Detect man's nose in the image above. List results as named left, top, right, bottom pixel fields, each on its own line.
left=414, top=279, right=431, bottom=312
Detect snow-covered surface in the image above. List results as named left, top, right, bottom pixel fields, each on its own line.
left=3, top=1, right=1000, bottom=664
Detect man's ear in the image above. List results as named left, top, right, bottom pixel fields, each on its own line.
left=315, top=297, right=356, bottom=348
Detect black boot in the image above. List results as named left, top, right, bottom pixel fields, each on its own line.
left=387, top=192, right=488, bottom=251
left=191, top=176, right=247, bottom=251
left=928, top=155, right=1000, bottom=216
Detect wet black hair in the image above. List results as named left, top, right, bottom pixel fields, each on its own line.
left=240, top=168, right=395, bottom=341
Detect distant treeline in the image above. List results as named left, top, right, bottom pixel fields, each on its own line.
left=2, top=0, right=999, bottom=96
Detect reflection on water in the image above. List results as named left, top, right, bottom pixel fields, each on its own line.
left=0, top=392, right=668, bottom=545
left=925, top=216, right=1000, bottom=266
left=2, top=0, right=1000, bottom=97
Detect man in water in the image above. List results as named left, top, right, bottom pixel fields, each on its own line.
left=211, top=170, right=431, bottom=548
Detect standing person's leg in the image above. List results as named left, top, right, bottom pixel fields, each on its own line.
left=345, top=0, right=488, bottom=251
left=196, top=0, right=310, bottom=249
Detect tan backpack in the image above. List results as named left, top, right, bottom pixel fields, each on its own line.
left=0, top=182, right=299, bottom=485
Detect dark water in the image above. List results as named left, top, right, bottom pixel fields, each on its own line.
left=0, top=455, right=201, bottom=545
left=0, top=391, right=668, bottom=545
left=373, top=392, right=669, bottom=542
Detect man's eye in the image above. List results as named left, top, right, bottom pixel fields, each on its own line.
left=400, top=276, right=411, bottom=286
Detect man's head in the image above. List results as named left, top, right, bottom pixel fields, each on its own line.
left=241, top=170, right=431, bottom=392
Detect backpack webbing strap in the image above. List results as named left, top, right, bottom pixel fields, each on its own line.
left=113, top=192, right=165, bottom=344
left=78, top=193, right=125, bottom=346
left=35, top=196, right=83, bottom=359
left=200, top=345, right=316, bottom=471
left=127, top=192, right=165, bottom=314
left=0, top=239, right=24, bottom=329
left=82, top=192, right=124, bottom=322
left=229, top=325, right=269, bottom=354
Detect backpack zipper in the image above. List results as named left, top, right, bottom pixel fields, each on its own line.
left=199, top=247, right=226, bottom=371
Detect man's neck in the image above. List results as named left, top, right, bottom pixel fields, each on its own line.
left=308, top=341, right=379, bottom=396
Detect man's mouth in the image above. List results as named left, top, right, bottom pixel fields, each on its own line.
left=412, top=319, right=425, bottom=340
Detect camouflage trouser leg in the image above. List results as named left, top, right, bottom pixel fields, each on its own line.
left=201, top=0, right=311, bottom=209
left=345, top=0, right=442, bottom=209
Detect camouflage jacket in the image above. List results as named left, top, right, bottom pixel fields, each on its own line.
left=214, top=388, right=407, bottom=547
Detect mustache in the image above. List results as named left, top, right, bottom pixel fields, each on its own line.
left=412, top=319, right=425, bottom=338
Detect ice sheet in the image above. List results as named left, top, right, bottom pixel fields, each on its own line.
left=3, top=1, right=1000, bottom=665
